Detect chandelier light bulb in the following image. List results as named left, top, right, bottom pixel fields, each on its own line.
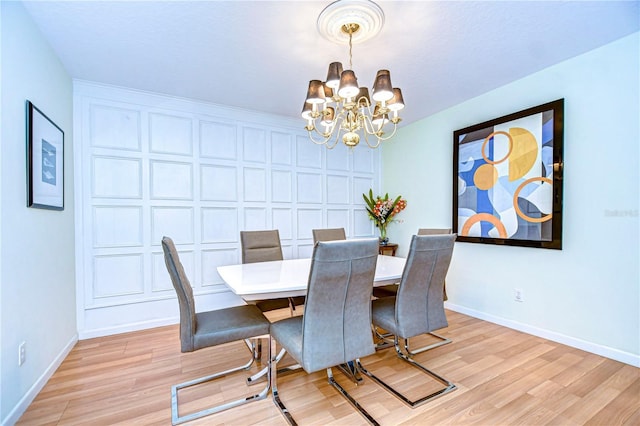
left=323, top=83, right=335, bottom=102
left=301, top=100, right=313, bottom=120
left=305, top=80, right=326, bottom=104
left=337, top=70, right=360, bottom=99
left=372, top=69, right=394, bottom=103
left=388, top=88, right=405, bottom=111
left=357, top=87, right=371, bottom=108
left=325, top=62, right=343, bottom=89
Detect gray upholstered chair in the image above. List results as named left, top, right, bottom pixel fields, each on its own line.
left=373, top=228, right=454, bottom=353
left=418, top=227, right=452, bottom=235
left=358, top=234, right=457, bottom=407
left=240, top=229, right=284, bottom=264
left=373, top=227, right=452, bottom=300
left=162, top=236, right=271, bottom=425
left=418, top=228, right=453, bottom=302
left=311, top=227, right=346, bottom=243
left=240, top=230, right=305, bottom=314
left=269, top=239, right=380, bottom=425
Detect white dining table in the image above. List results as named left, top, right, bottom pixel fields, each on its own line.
left=217, top=255, right=406, bottom=301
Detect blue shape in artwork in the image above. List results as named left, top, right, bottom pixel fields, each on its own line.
left=41, top=139, right=56, bottom=186
left=541, top=146, right=553, bottom=178
left=488, top=179, right=514, bottom=212
left=459, top=157, right=475, bottom=172
left=487, top=133, right=495, bottom=163
left=459, top=185, right=477, bottom=212
left=477, top=134, right=497, bottom=236
left=459, top=139, right=486, bottom=186
left=497, top=175, right=520, bottom=194
left=542, top=117, right=553, bottom=145
left=458, top=136, right=497, bottom=237
left=511, top=198, right=551, bottom=241
left=477, top=189, right=494, bottom=236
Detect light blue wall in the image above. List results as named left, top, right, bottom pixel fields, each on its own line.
left=1, top=2, right=76, bottom=424
left=382, top=32, right=639, bottom=364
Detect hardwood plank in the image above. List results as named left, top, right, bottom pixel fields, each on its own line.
left=17, top=310, right=640, bottom=425
left=585, top=374, right=640, bottom=425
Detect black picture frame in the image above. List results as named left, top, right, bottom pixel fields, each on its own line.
left=452, top=99, right=564, bottom=249
left=27, top=101, right=64, bottom=210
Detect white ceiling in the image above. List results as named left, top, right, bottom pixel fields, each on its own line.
left=22, top=0, right=639, bottom=126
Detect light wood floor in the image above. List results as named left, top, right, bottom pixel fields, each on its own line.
left=18, top=309, right=640, bottom=425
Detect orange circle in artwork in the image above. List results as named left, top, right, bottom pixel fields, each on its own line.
left=473, top=164, right=498, bottom=190
left=460, top=213, right=508, bottom=238
left=482, top=131, right=513, bottom=165
left=513, top=177, right=553, bottom=223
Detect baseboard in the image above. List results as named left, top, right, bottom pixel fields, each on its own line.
left=445, top=302, right=640, bottom=367
left=2, top=334, right=79, bottom=426
left=78, top=291, right=244, bottom=339
left=79, top=316, right=179, bottom=340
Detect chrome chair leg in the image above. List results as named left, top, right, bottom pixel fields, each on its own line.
left=270, top=338, right=297, bottom=426
left=373, top=326, right=395, bottom=350
left=246, top=347, right=303, bottom=385
left=357, top=338, right=456, bottom=408
left=288, top=297, right=297, bottom=316
left=404, top=333, right=451, bottom=355
left=244, top=338, right=262, bottom=360
left=374, top=326, right=451, bottom=354
left=327, top=365, right=380, bottom=426
left=269, top=344, right=379, bottom=425
left=337, top=361, right=364, bottom=384
left=171, top=338, right=270, bottom=425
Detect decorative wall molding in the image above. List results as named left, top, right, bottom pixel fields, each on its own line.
left=73, top=80, right=381, bottom=336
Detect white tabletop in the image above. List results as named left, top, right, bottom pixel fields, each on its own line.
left=217, top=255, right=406, bottom=301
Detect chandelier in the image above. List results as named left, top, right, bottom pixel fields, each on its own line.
left=302, top=0, right=405, bottom=149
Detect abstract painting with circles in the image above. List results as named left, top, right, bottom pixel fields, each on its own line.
left=453, top=99, right=564, bottom=249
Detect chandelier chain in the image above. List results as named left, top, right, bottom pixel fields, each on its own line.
left=348, top=29, right=353, bottom=70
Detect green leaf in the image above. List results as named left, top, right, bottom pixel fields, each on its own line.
left=362, top=191, right=375, bottom=210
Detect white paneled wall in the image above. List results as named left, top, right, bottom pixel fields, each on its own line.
left=73, top=82, right=380, bottom=337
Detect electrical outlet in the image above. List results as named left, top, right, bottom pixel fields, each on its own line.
left=18, top=342, right=26, bottom=366
left=514, top=288, right=524, bottom=302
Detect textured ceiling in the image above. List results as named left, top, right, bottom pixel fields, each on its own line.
left=21, top=0, right=639, bottom=126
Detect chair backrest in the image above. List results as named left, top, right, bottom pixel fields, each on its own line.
left=312, top=227, right=346, bottom=243
left=240, top=230, right=283, bottom=264
left=417, top=228, right=452, bottom=235
left=395, top=234, right=456, bottom=339
left=300, top=238, right=379, bottom=372
left=162, top=236, right=197, bottom=352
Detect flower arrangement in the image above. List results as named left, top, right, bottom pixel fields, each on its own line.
left=362, top=189, right=407, bottom=244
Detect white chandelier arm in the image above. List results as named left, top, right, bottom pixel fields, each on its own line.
left=360, top=120, right=398, bottom=148
left=360, top=113, right=385, bottom=136
left=360, top=131, right=382, bottom=149
left=376, top=123, right=399, bottom=141
left=306, top=124, right=342, bottom=149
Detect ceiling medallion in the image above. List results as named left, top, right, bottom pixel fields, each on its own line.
left=302, top=0, right=404, bottom=149
left=316, top=0, right=384, bottom=45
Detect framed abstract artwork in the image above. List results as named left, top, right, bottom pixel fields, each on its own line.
left=27, top=101, right=64, bottom=210
left=452, top=99, right=564, bottom=249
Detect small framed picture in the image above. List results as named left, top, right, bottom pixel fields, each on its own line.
left=27, top=101, right=64, bottom=210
